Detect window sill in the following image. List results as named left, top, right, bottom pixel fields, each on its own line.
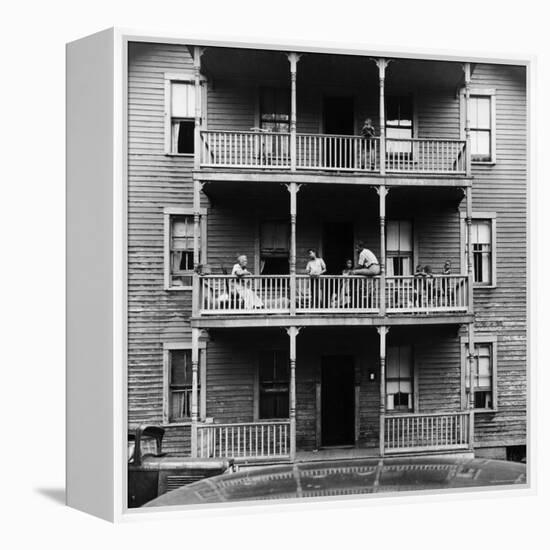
left=164, top=153, right=194, bottom=158
left=472, top=161, right=496, bottom=166
left=166, top=286, right=193, bottom=291
left=473, top=284, right=497, bottom=290
left=162, top=421, right=193, bottom=427
left=473, top=408, right=497, bottom=414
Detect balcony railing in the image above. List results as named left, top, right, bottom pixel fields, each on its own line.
left=384, top=411, right=472, bottom=454
left=200, top=131, right=467, bottom=175
left=386, top=275, right=468, bottom=313
left=199, top=274, right=468, bottom=315
left=296, top=134, right=380, bottom=172
left=200, top=130, right=290, bottom=168
left=386, top=138, right=467, bottom=174
left=196, top=421, right=291, bottom=460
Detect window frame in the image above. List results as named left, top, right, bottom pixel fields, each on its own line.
left=163, top=72, right=207, bottom=157
left=254, top=349, right=290, bottom=422
left=162, top=341, right=207, bottom=426
left=385, top=344, right=415, bottom=413
left=460, top=335, right=498, bottom=413
left=460, top=211, right=497, bottom=288
left=164, top=207, right=207, bottom=291
left=460, top=88, right=496, bottom=165
left=385, top=219, right=414, bottom=277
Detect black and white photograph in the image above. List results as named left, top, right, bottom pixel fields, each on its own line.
left=124, top=39, right=528, bottom=508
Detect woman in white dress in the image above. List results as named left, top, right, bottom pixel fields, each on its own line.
left=231, top=255, right=264, bottom=309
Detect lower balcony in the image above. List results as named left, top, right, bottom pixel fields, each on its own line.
left=198, top=274, right=469, bottom=317
left=195, top=412, right=472, bottom=462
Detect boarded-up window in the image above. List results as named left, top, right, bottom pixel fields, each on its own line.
left=465, top=343, right=494, bottom=410
left=259, top=350, right=289, bottom=419
left=170, top=215, right=196, bottom=287
left=386, top=345, right=413, bottom=411
left=168, top=349, right=199, bottom=422
left=386, top=220, right=413, bottom=276
left=170, top=81, right=195, bottom=154
left=386, top=96, right=413, bottom=154
left=470, top=96, right=492, bottom=162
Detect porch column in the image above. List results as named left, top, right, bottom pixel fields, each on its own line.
left=377, top=185, right=388, bottom=316
left=463, top=62, right=472, bottom=177
left=192, top=178, right=202, bottom=317
left=190, top=327, right=200, bottom=457
left=287, top=326, right=300, bottom=460
left=377, top=326, right=389, bottom=456
left=376, top=58, right=390, bottom=175
left=286, top=182, right=301, bottom=315
left=287, top=53, right=301, bottom=171
left=465, top=184, right=476, bottom=451
left=193, top=46, right=204, bottom=171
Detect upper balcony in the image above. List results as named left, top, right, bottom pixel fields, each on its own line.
left=192, top=48, right=474, bottom=186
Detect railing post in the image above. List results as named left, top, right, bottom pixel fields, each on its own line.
left=463, top=62, right=472, bottom=177
left=286, top=183, right=300, bottom=315
left=377, top=185, right=388, bottom=316
left=287, top=53, right=301, bottom=172
left=287, top=326, right=300, bottom=461
left=466, top=185, right=474, bottom=316
left=375, top=58, right=390, bottom=175
left=191, top=327, right=200, bottom=457
left=193, top=46, right=205, bottom=171
left=377, top=326, right=389, bottom=456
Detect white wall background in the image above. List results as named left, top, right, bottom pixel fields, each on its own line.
left=0, top=0, right=548, bottom=546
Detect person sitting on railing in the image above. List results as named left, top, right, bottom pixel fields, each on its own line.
left=361, top=118, right=377, bottom=170
left=231, top=255, right=264, bottom=309
left=352, top=242, right=380, bottom=277
left=306, top=248, right=326, bottom=308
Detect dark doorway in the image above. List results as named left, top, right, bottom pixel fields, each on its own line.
left=322, top=222, right=354, bottom=275
left=321, top=355, right=355, bottom=447
left=323, top=97, right=355, bottom=168
left=323, top=96, right=355, bottom=135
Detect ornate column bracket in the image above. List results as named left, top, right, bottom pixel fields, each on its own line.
left=372, top=58, right=392, bottom=176
left=286, top=325, right=302, bottom=461
left=285, top=183, right=302, bottom=315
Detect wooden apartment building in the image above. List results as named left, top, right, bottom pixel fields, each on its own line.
left=127, top=40, right=527, bottom=464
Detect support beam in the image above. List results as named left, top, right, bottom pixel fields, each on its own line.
left=192, top=178, right=202, bottom=317
left=190, top=327, right=200, bottom=457
left=375, top=58, right=391, bottom=176
left=285, top=182, right=301, bottom=315
left=193, top=46, right=205, bottom=171
left=377, top=326, right=389, bottom=456
left=463, top=62, right=472, bottom=177
left=287, top=53, right=301, bottom=171
left=377, top=185, right=388, bottom=316
left=286, top=326, right=301, bottom=460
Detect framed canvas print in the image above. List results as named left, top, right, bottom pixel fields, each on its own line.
left=66, top=28, right=530, bottom=521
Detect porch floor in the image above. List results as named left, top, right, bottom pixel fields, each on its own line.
left=295, top=447, right=379, bottom=462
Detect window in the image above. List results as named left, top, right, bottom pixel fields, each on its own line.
left=386, top=345, right=413, bottom=411
left=164, top=208, right=207, bottom=290
left=386, top=220, right=413, bottom=276
left=168, top=349, right=196, bottom=422
left=258, top=350, right=289, bottom=419
left=260, top=88, right=290, bottom=133
left=260, top=220, right=289, bottom=274
left=461, top=214, right=496, bottom=286
left=464, top=342, right=496, bottom=411
left=386, top=96, right=413, bottom=154
left=460, top=90, right=496, bottom=163
left=169, top=81, right=195, bottom=154
left=164, top=343, right=206, bottom=424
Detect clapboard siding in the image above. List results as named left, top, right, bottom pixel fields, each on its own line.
left=460, top=64, right=527, bottom=448
left=127, top=42, right=527, bottom=454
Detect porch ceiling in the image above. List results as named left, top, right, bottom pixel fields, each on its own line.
left=201, top=47, right=465, bottom=91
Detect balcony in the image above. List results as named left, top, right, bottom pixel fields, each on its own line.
left=200, top=130, right=468, bottom=176
left=198, top=274, right=469, bottom=317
